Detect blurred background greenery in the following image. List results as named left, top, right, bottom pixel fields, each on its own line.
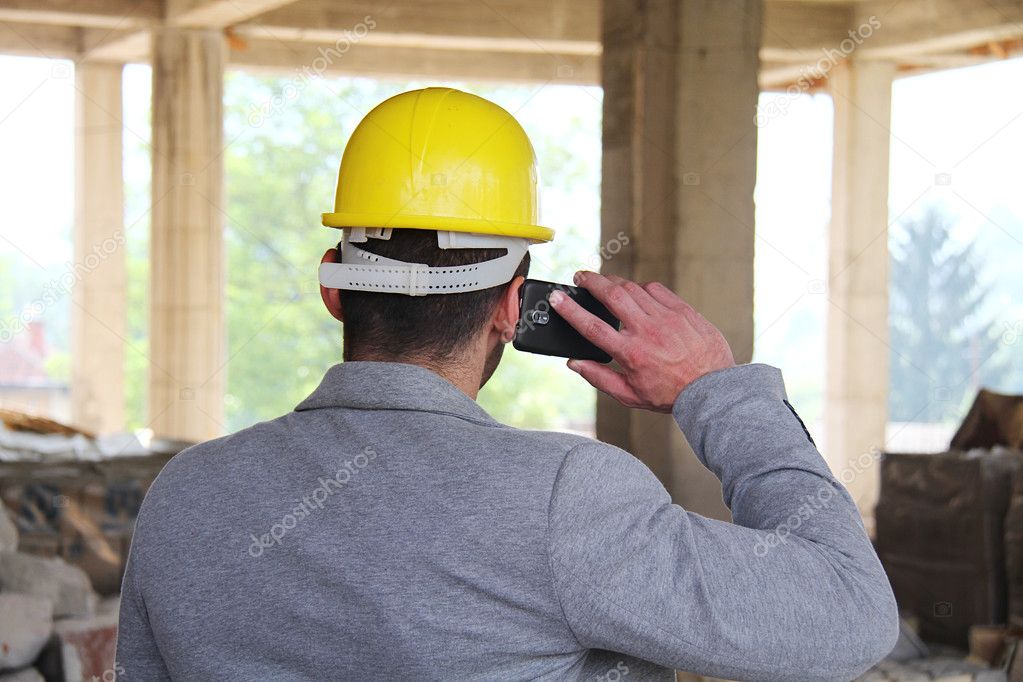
left=3, top=58, right=1022, bottom=446
left=123, top=73, right=604, bottom=433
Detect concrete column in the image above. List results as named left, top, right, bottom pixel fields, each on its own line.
left=149, top=28, right=226, bottom=441
left=72, top=63, right=126, bottom=434
left=599, top=0, right=761, bottom=520
left=825, top=59, right=895, bottom=531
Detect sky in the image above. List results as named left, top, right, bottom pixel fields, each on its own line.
left=0, top=57, right=75, bottom=264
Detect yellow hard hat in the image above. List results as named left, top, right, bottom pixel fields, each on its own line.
left=322, top=87, right=554, bottom=243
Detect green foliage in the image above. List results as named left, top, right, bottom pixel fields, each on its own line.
left=221, top=74, right=376, bottom=430
left=43, top=350, right=69, bottom=382
left=123, top=222, right=149, bottom=429
left=220, top=75, right=601, bottom=431
left=115, top=74, right=602, bottom=432
left=889, top=204, right=1007, bottom=422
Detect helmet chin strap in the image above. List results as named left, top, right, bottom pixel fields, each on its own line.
left=318, top=228, right=530, bottom=296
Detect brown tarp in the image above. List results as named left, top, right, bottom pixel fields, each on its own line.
left=876, top=449, right=1023, bottom=648
left=1008, top=468, right=1023, bottom=629
left=951, top=389, right=1023, bottom=451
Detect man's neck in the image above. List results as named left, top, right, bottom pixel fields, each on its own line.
left=346, top=353, right=484, bottom=400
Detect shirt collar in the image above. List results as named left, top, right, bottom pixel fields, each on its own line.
left=295, top=361, right=501, bottom=427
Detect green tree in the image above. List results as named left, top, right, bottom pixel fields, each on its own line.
left=221, top=75, right=601, bottom=432
left=889, top=205, right=1006, bottom=422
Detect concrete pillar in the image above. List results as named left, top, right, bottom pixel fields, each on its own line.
left=72, top=63, right=126, bottom=434
left=825, top=59, right=895, bottom=531
left=599, top=0, right=761, bottom=520
left=149, top=29, right=226, bottom=441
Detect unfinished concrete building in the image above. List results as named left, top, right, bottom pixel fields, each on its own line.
left=1, top=0, right=1023, bottom=679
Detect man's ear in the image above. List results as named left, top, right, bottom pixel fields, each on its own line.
left=494, top=275, right=524, bottom=342
left=319, top=248, right=344, bottom=323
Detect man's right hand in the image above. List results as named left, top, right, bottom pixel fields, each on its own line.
left=549, top=271, right=735, bottom=413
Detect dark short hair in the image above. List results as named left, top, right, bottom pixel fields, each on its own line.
left=338, top=229, right=530, bottom=361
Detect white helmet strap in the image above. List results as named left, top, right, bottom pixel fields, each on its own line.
left=318, top=228, right=530, bottom=296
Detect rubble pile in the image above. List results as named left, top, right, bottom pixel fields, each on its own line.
left=0, top=411, right=184, bottom=681
left=859, top=657, right=1006, bottom=681
left=867, top=389, right=1023, bottom=682
left=0, top=502, right=121, bottom=681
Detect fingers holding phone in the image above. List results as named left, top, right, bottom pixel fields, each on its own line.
left=513, top=279, right=620, bottom=363
left=549, top=271, right=735, bottom=413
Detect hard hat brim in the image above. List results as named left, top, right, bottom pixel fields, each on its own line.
left=321, top=211, right=554, bottom=243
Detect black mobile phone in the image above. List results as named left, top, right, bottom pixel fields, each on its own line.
left=513, top=278, right=620, bottom=364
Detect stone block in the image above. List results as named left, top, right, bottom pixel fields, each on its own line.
left=0, top=593, right=53, bottom=671
left=0, top=504, right=16, bottom=553
left=0, top=552, right=96, bottom=618
left=0, top=455, right=172, bottom=595
left=0, top=668, right=45, bottom=682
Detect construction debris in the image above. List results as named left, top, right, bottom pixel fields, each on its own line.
left=888, top=618, right=931, bottom=661
left=0, top=593, right=53, bottom=671
left=0, top=667, right=45, bottom=682
left=876, top=448, right=1023, bottom=647
left=0, top=415, right=181, bottom=680
left=970, top=625, right=1011, bottom=666
left=0, top=503, right=15, bottom=553
left=0, top=552, right=97, bottom=619
left=951, top=390, right=1023, bottom=451
left=858, top=656, right=1007, bottom=681
left=0, top=408, right=192, bottom=463
left=34, top=602, right=119, bottom=682
left=1006, top=471, right=1023, bottom=629
left=0, top=454, right=173, bottom=595
left=0, top=411, right=93, bottom=440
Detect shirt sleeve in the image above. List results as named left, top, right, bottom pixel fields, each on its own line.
left=547, top=364, right=898, bottom=682
left=116, top=535, right=172, bottom=680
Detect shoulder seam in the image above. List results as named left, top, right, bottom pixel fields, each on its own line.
left=294, top=404, right=510, bottom=429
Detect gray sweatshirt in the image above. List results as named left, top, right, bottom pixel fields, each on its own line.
left=116, top=361, right=898, bottom=681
